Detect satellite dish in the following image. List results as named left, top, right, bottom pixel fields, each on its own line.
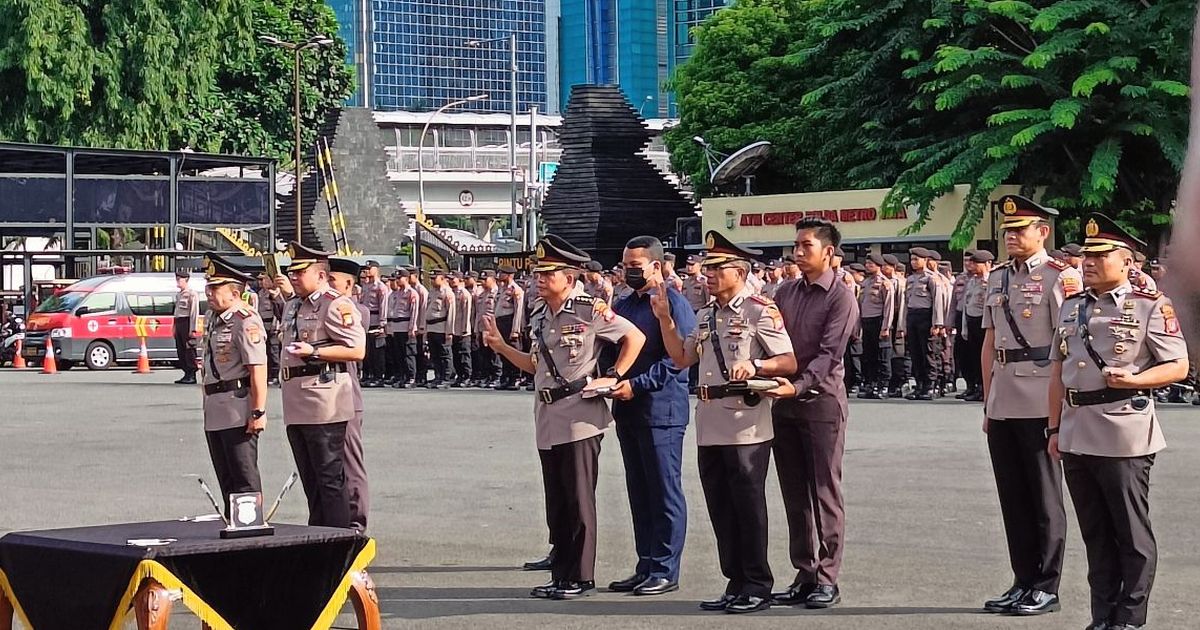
left=710, top=141, right=772, bottom=195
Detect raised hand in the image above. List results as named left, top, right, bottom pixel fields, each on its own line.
left=650, top=285, right=672, bottom=321
left=481, top=315, right=503, bottom=349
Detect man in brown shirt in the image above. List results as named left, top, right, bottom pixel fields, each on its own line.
left=766, top=218, right=860, bottom=610
left=200, top=255, right=268, bottom=514
left=483, top=234, right=644, bottom=600
left=280, top=242, right=366, bottom=528
left=654, top=230, right=795, bottom=614
left=1049, top=214, right=1189, bottom=630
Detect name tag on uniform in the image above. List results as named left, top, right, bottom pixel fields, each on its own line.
left=561, top=323, right=586, bottom=335
left=1021, top=282, right=1043, bottom=294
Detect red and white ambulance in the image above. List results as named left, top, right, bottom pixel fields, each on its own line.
left=22, top=273, right=206, bottom=370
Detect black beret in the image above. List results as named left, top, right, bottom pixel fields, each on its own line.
left=883, top=254, right=900, bottom=266
left=969, top=250, right=995, bottom=263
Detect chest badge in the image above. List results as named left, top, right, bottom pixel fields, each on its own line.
left=1021, top=307, right=1033, bottom=319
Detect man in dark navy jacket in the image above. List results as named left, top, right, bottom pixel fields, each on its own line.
left=606, top=235, right=697, bottom=596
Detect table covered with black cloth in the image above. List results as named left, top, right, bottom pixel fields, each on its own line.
left=0, top=519, right=375, bottom=630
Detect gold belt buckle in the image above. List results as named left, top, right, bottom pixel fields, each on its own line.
left=1067, top=389, right=1079, bottom=407
left=996, top=349, right=1007, bottom=365
left=698, top=385, right=710, bottom=402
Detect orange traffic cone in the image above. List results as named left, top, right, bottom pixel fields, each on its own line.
left=42, top=337, right=58, bottom=374
left=12, top=338, right=26, bottom=369
left=136, top=337, right=152, bottom=374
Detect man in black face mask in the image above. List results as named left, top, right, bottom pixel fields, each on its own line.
left=603, top=236, right=697, bottom=595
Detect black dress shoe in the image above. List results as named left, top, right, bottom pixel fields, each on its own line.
left=915, top=391, right=934, bottom=401
left=964, top=391, right=984, bottom=402
left=863, top=391, right=882, bottom=400
left=771, top=582, right=816, bottom=606
left=530, top=580, right=557, bottom=598
left=1010, top=589, right=1059, bottom=615
left=888, top=389, right=905, bottom=398
left=175, top=376, right=197, bottom=384
left=1084, top=622, right=1109, bottom=630
left=1107, top=624, right=1142, bottom=630
left=699, top=594, right=736, bottom=611
left=550, top=581, right=596, bottom=599
left=607, top=573, right=648, bottom=592
left=983, top=585, right=1027, bottom=613
left=726, top=594, right=771, bottom=614
left=904, top=391, right=919, bottom=400
left=805, top=584, right=840, bottom=608
left=633, top=577, right=678, bottom=596
left=523, top=554, right=553, bottom=571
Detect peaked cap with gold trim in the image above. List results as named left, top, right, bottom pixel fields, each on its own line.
left=286, top=241, right=333, bottom=272
left=203, top=253, right=253, bottom=286
left=997, top=194, right=1058, bottom=230
left=702, top=230, right=762, bottom=266
left=532, top=234, right=591, bottom=272
left=1080, top=213, right=1146, bottom=254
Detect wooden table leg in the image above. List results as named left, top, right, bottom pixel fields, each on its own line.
left=0, top=588, right=14, bottom=630
left=133, top=578, right=174, bottom=630
left=349, top=570, right=381, bottom=630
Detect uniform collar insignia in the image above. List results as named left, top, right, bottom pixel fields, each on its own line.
left=1024, top=250, right=1049, bottom=272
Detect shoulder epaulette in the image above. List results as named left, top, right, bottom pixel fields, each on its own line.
left=748, top=294, right=775, bottom=306
left=1132, top=288, right=1161, bottom=299
left=573, top=293, right=596, bottom=304
left=995, top=260, right=1014, bottom=269
left=235, top=306, right=253, bottom=319
left=320, top=288, right=339, bottom=300
left=1045, top=259, right=1070, bottom=271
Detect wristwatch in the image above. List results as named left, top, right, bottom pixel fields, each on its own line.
left=605, top=367, right=625, bottom=380
left=751, top=358, right=765, bottom=374
left=311, top=347, right=321, bottom=361
left=1044, top=426, right=1059, bottom=439
left=251, top=409, right=266, bottom=419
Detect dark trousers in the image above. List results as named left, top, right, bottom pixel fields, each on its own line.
left=344, top=411, right=368, bottom=530
left=861, top=317, right=891, bottom=389
left=286, top=422, right=351, bottom=528
left=427, top=333, right=453, bottom=383
left=698, top=442, right=774, bottom=598
left=474, top=333, right=500, bottom=382
left=906, top=308, right=933, bottom=391
left=414, top=333, right=428, bottom=384
left=1063, top=453, right=1157, bottom=627
left=615, top=422, right=687, bottom=581
left=262, top=322, right=280, bottom=381
left=539, top=435, right=603, bottom=582
left=173, top=317, right=196, bottom=377
left=390, top=332, right=415, bottom=382
left=961, top=316, right=985, bottom=390
left=773, top=408, right=847, bottom=585
left=453, top=335, right=473, bottom=382
left=987, top=417, right=1066, bottom=593
left=843, top=343, right=861, bottom=390
left=205, top=427, right=262, bottom=516
left=496, top=315, right=520, bottom=384
left=365, top=334, right=387, bottom=381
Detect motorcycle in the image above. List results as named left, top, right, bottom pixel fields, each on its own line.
left=1, top=317, right=25, bottom=366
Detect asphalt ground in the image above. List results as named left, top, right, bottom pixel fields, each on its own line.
left=0, top=368, right=1197, bottom=629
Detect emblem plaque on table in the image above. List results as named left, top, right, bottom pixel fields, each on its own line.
left=221, top=492, right=274, bottom=539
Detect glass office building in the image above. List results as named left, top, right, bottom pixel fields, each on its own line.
left=326, top=0, right=370, bottom=107
left=559, top=0, right=664, bottom=116
left=370, top=0, right=549, bottom=113
left=671, top=0, right=730, bottom=69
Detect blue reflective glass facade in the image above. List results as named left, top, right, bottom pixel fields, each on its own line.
left=326, top=0, right=368, bottom=107
left=370, top=0, right=548, bottom=113
left=671, top=0, right=729, bottom=68
left=560, top=0, right=663, bottom=115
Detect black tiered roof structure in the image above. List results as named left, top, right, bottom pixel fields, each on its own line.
left=539, top=85, right=697, bottom=255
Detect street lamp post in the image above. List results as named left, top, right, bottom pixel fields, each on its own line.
left=639, top=95, right=655, bottom=117
left=415, top=94, right=490, bottom=271
left=466, top=34, right=520, bottom=247
left=259, top=34, right=334, bottom=245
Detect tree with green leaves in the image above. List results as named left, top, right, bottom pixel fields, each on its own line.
left=667, top=0, right=1194, bottom=247
left=0, top=0, right=352, bottom=165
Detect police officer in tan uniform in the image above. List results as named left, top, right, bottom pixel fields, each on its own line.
left=255, top=273, right=286, bottom=385
left=424, top=270, right=457, bottom=388
left=654, top=231, right=797, bottom=615
left=981, top=195, right=1083, bottom=616
left=1049, top=214, right=1189, bottom=630
left=200, top=255, right=268, bottom=512
left=903, top=248, right=945, bottom=399
left=582, top=261, right=613, bottom=302
left=957, top=250, right=993, bottom=401
left=280, top=242, right=366, bottom=529
left=408, top=267, right=430, bottom=385
left=473, top=270, right=501, bottom=387
left=359, top=261, right=389, bottom=387
left=482, top=234, right=645, bottom=600
left=858, top=253, right=895, bottom=398
left=494, top=265, right=526, bottom=390
left=450, top=272, right=474, bottom=387
left=328, top=257, right=371, bottom=531
left=173, top=269, right=201, bottom=384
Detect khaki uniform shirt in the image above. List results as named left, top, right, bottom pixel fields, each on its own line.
left=360, top=279, right=390, bottom=328
left=682, top=275, right=710, bottom=311
left=174, top=287, right=199, bottom=329
left=280, top=287, right=366, bottom=425
left=983, top=251, right=1082, bottom=419
left=474, top=286, right=498, bottom=332
left=414, top=283, right=429, bottom=332
left=256, top=288, right=285, bottom=333
left=496, top=282, right=525, bottom=330
left=425, top=284, right=456, bottom=334
left=904, top=269, right=944, bottom=325
left=859, top=273, right=895, bottom=330
left=1052, top=284, right=1187, bottom=457
left=386, top=286, right=418, bottom=334
left=583, top=278, right=613, bottom=303
left=1129, top=268, right=1157, bottom=292
left=962, top=272, right=990, bottom=332
left=761, top=280, right=781, bottom=300
left=683, top=287, right=794, bottom=447
left=453, top=286, right=473, bottom=336
left=201, top=305, right=267, bottom=431
left=529, top=295, right=635, bottom=450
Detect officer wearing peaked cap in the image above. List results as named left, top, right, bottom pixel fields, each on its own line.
left=1049, top=214, right=1188, bottom=630
left=654, top=230, right=797, bottom=613
left=981, top=194, right=1082, bottom=616
left=327, top=256, right=371, bottom=531
left=280, top=241, right=366, bottom=529
left=200, top=254, right=268, bottom=515
left=483, top=234, right=645, bottom=600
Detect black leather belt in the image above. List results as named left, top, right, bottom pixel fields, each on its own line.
left=387, top=317, right=411, bottom=322
left=697, top=383, right=764, bottom=405
left=204, top=378, right=249, bottom=395
left=428, top=316, right=448, bottom=324
left=538, top=377, right=590, bottom=404
left=281, top=362, right=348, bottom=381
left=1067, top=387, right=1152, bottom=407
left=996, top=346, right=1051, bottom=365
